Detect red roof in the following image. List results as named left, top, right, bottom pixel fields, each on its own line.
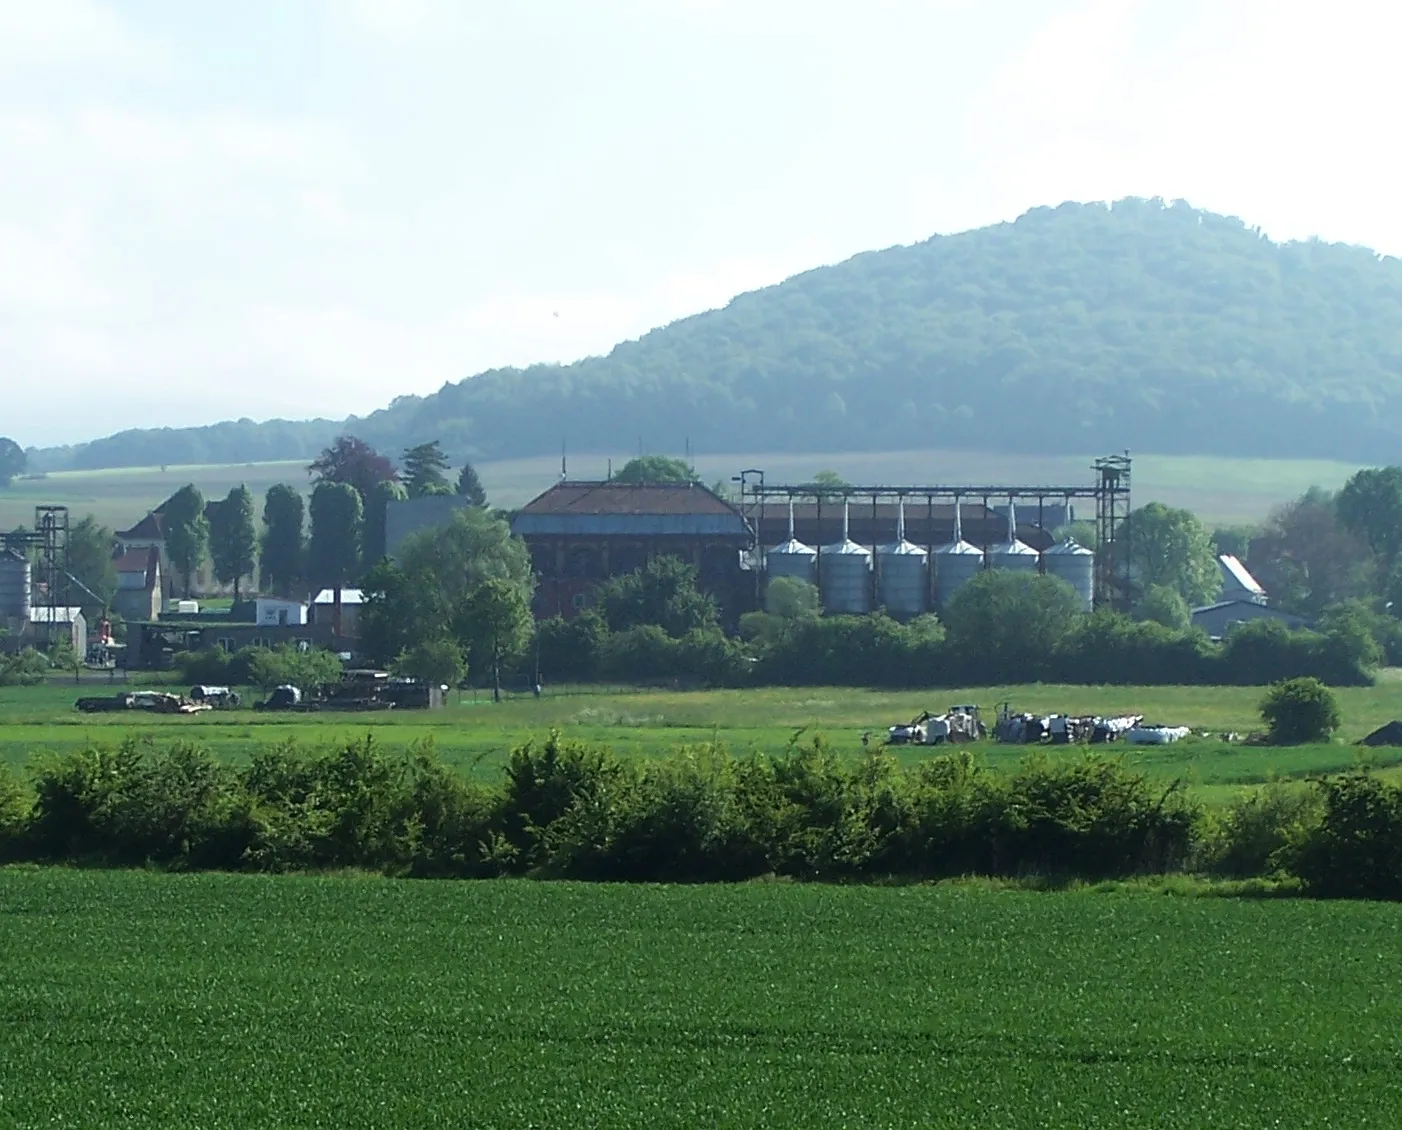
left=117, top=494, right=224, bottom=541
left=116, top=512, right=165, bottom=540
left=519, top=481, right=741, bottom=517
left=112, top=546, right=160, bottom=586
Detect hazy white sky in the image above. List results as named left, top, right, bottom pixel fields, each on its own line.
left=3, top=0, right=1398, bottom=447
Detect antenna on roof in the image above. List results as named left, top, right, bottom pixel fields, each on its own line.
left=607, top=458, right=612, bottom=481
left=560, top=440, right=567, bottom=481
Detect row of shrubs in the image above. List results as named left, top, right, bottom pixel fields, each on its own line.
left=534, top=609, right=1380, bottom=690
left=1, top=733, right=1397, bottom=898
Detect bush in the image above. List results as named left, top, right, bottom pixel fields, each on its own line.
left=1260, top=677, right=1341, bottom=745
left=0, top=763, right=30, bottom=860
left=1288, top=774, right=1402, bottom=899
left=0, top=648, right=50, bottom=687
left=1197, top=781, right=1324, bottom=878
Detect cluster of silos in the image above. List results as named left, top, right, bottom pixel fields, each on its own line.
left=761, top=492, right=1098, bottom=615
left=819, top=501, right=873, bottom=614
left=0, top=549, right=32, bottom=625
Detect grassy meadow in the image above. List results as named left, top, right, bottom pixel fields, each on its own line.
left=0, top=870, right=1399, bottom=1127
left=0, top=447, right=1367, bottom=531
left=4, top=680, right=1400, bottom=801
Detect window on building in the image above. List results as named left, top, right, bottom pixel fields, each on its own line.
left=572, top=593, right=587, bottom=611
left=217, top=637, right=234, bottom=652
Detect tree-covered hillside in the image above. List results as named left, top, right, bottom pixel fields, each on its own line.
left=33, top=198, right=1402, bottom=470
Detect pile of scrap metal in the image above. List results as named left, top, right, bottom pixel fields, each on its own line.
left=75, top=691, right=213, bottom=715
left=189, top=685, right=241, bottom=708
left=886, top=705, right=985, bottom=746
left=254, top=670, right=446, bottom=713
left=994, top=702, right=1146, bottom=745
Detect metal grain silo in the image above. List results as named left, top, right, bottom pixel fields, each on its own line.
left=1043, top=538, right=1095, bottom=610
left=765, top=500, right=817, bottom=585
left=933, top=498, right=983, bottom=610
left=0, top=549, right=32, bottom=622
left=819, top=500, right=872, bottom=614
left=875, top=498, right=928, bottom=618
left=986, top=499, right=1039, bottom=573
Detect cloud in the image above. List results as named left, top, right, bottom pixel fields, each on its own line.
left=0, top=0, right=157, bottom=68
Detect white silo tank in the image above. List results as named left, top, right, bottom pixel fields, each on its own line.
left=933, top=498, right=984, bottom=610
left=765, top=500, right=817, bottom=585
left=819, top=500, right=872, bottom=614
left=0, top=549, right=32, bottom=623
left=1043, top=538, right=1095, bottom=611
left=987, top=499, right=1039, bottom=573
left=875, top=498, right=928, bottom=619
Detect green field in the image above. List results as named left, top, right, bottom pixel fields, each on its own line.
left=0, top=447, right=1367, bottom=532
left=4, top=681, right=1400, bottom=801
left=0, top=870, right=1398, bottom=1127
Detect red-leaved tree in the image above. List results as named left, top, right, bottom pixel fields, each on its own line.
left=309, top=436, right=397, bottom=506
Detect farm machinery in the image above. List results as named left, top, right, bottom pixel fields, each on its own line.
left=886, top=705, right=985, bottom=746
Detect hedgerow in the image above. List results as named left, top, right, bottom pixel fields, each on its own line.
left=5, top=732, right=1399, bottom=896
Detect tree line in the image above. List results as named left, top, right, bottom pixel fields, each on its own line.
left=141, top=437, right=491, bottom=604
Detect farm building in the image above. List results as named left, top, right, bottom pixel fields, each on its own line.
left=115, top=493, right=234, bottom=598
left=111, top=547, right=162, bottom=622
left=1217, top=555, right=1267, bottom=604
left=1191, top=600, right=1305, bottom=639
left=23, top=606, right=87, bottom=657
left=255, top=597, right=308, bottom=627
left=510, top=481, right=751, bottom=620
left=310, top=588, right=365, bottom=638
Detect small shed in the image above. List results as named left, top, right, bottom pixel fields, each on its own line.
left=255, top=597, right=308, bottom=627
left=25, top=606, right=88, bottom=658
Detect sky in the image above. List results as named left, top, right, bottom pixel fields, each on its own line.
left=2, top=0, right=1399, bottom=448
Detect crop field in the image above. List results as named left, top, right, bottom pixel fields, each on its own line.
left=0, top=870, right=1399, bottom=1127
left=4, top=680, right=1400, bottom=801
left=1, top=447, right=1366, bottom=530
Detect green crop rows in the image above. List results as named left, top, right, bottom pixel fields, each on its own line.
left=1, top=871, right=1399, bottom=1127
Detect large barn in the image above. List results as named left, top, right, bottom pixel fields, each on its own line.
left=510, top=481, right=751, bottom=620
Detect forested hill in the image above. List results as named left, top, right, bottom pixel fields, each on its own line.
left=34, top=198, right=1402, bottom=471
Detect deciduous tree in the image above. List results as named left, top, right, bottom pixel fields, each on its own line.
left=363, top=479, right=408, bottom=568
left=1128, top=501, right=1221, bottom=606
left=308, top=482, right=363, bottom=634
left=463, top=578, right=532, bottom=702
left=596, top=555, right=717, bottom=638
left=1335, top=466, right=1402, bottom=573
left=66, top=516, right=117, bottom=619
left=210, top=485, right=257, bottom=601
left=163, top=485, right=209, bottom=596
left=309, top=435, right=396, bottom=506
left=0, top=438, right=24, bottom=488
left=260, top=484, right=305, bottom=598
left=612, top=456, right=694, bottom=485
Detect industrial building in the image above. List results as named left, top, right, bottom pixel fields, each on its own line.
left=1, top=509, right=96, bottom=658
left=510, top=481, right=751, bottom=619
left=505, top=457, right=1130, bottom=622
